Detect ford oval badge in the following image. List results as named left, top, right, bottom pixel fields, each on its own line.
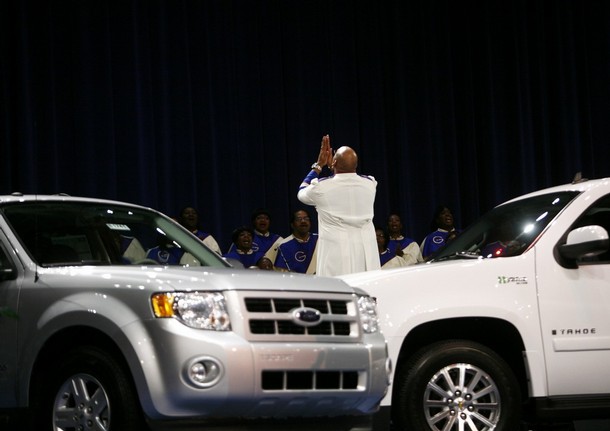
left=292, top=307, right=321, bottom=327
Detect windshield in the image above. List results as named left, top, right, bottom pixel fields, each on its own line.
left=2, top=201, right=229, bottom=268
left=431, top=191, right=580, bottom=261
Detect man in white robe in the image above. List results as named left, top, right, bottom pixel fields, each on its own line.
left=297, top=135, right=380, bottom=276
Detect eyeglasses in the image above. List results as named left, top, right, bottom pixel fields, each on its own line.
left=295, top=217, right=310, bottom=222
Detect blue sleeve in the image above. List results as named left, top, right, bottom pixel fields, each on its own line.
left=298, top=170, right=319, bottom=190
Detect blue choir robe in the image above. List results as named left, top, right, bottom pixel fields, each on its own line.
left=223, top=249, right=264, bottom=268
left=274, top=234, right=318, bottom=274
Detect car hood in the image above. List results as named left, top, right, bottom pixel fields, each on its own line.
left=338, top=257, right=533, bottom=293
left=338, top=255, right=537, bottom=329
left=37, top=265, right=357, bottom=294
left=337, top=262, right=436, bottom=288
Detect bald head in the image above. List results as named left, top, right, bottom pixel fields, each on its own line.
left=333, top=146, right=358, bottom=173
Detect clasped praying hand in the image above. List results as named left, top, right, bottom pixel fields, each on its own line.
left=316, top=134, right=334, bottom=169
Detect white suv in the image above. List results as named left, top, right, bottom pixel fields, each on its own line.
left=340, top=176, right=610, bottom=431
left=0, top=194, right=389, bottom=431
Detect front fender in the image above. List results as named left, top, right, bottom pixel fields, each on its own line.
left=18, top=290, right=151, bottom=406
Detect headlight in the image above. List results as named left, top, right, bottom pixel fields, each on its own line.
left=151, top=292, right=231, bottom=331
left=357, top=295, right=379, bottom=333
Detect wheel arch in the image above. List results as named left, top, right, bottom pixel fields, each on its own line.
left=28, top=326, right=139, bottom=406
left=393, top=317, right=529, bottom=402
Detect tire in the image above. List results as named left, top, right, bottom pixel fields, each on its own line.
left=32, top=345, right=145, bottom=431
left=392, top=340, right=521, bottom=431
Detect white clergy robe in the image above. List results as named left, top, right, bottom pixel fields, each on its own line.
left=298, top=173, right=380, bottom=276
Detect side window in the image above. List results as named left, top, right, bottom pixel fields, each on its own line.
left=571, top=194, right=610, bottom=264
left=0, top=239, right=16, bottom=280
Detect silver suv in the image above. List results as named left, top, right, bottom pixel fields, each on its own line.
left=0, top=194, right=389, bottom=431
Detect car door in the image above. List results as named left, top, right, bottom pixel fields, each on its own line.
left=0, top=230, right=20, bottom=406
left=536, top=193, right=610, bottom=395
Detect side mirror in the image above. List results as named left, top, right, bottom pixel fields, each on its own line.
left=558, top=225, right=609, bottom=261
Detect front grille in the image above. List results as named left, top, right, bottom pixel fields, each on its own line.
left=245, top=297, right=349, bottom=314
left=241, top=293, right=359, bottom=342
left=262, top=370, right=359, bottom=390
left=249, top=319, right=351, bottom=336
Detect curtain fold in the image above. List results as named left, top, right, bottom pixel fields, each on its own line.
left=1, top=0, right=609, bottom=251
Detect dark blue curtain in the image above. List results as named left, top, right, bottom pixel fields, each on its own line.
left=2, top=0, right=610, bottom=252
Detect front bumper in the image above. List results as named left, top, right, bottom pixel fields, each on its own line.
left=125, top=318, right=389, bottom=421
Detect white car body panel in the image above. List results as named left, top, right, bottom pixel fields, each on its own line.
left=339, top=177, right=610, bottom=417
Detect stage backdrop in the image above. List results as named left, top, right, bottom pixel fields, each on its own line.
left=2, top=0, right=610, bottom=251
